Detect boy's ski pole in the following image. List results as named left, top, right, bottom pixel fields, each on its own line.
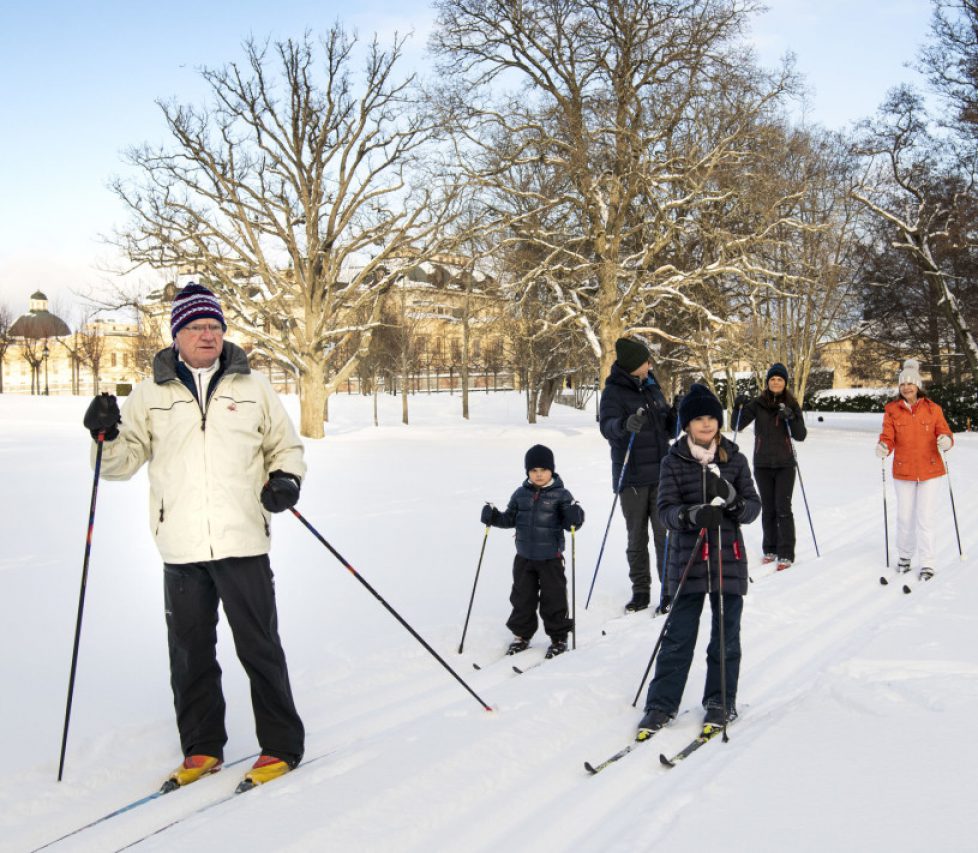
left=458, top=521, right=491, bottom=654
left=291, top=508, right=493, bottom=712
left=58, top=433, right=106, bottom=781
left=586, top=430, right=636, bottom=609
left=571, top=526, right=577, bottom=650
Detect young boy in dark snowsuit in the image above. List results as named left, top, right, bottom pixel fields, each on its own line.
left=481, top=444, right=585, bottom=659
left=637, top=384, right=760, bottom=738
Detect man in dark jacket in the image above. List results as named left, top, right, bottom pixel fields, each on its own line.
left=482, top=444, right=584, bottom=658
left=599, top=338, right=677, bottom=612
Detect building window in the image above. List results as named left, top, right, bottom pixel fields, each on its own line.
left=111, top=353, right=117, bottom=367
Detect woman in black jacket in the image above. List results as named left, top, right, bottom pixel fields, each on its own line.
left=637, top=384, right=760, bottom=737
left=733, top=363, right=807, bottom=570
left=598, top=337, right=677, bottom=613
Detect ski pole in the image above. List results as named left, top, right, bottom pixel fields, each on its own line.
left=570, top=526, right=577, bottom=650
left=716, top=524, right=729, bottom=743
left=941, top=449, right=964, bottom=559
left=585, top=430, right=636, bottom=609
left=458, top=522, right=491, bottom=654
left=784, top=418, right=820, bottom=557
left=290, top=508, right=492, bottom=712
left=631, top=526, right=708, bottom=707
left=732, top=404, right=743, bottom=445
left=657, top=413, right=683, bottom=612
left=881, top=458, right=890, bottom=568
left=58, top=432, right=106, bottom=781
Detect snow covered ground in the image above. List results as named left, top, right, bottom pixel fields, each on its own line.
left=1, top=390, right=976, bottom=853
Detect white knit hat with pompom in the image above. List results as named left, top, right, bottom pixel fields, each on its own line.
left=897, top=358, right=923, bottom=387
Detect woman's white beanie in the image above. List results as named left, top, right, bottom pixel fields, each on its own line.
left=898, top=358, right=923, bottom=387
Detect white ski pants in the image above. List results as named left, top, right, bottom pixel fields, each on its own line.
left=893, top=477, right=943, bottom=568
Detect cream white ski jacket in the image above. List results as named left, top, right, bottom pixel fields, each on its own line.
left=94, top=342, right=306, bottom=564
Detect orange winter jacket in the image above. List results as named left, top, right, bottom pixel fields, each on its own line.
left=879, top=397, right=953, bottom=482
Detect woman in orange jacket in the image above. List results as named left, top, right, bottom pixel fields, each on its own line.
left=876, top=359, right=954, bottom=580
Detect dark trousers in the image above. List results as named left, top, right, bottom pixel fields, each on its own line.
left=506, top=555, right=573, bottom=642
left=619, top=484, right=667, bottom=592
left=754, top=466, right=797, bottom=561
left=163, top=554, right=304, bottom=764
left=644, top=591, right=743, bottom=715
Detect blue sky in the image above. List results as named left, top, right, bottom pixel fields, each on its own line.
left=0, top=0, right=933, bottom=315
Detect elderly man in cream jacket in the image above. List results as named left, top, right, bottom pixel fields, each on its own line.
left=83, top=283, right=306, bottom=793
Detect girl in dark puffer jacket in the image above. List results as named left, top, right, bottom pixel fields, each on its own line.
left=637, top=384, right=760, bottom=738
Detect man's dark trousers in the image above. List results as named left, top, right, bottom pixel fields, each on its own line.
left=163, top=554, right=304, bottom=764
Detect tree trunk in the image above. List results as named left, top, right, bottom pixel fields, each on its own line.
left=401, top=354, right=409, bottom=425
left=537, top=377, right=561, bottom=417
left=298, top=361, right=327, bottom=439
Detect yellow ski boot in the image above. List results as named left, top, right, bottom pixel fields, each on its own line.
left=161, top=755, right=222, bottom=793
left=236, top=755, right=293, bottom=793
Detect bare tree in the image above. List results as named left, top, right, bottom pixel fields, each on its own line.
left=432, top=0, right=800, bottom=379
left=75, top=321, right=107, bottom=394
left=853, top=87, right=978, bottom=379
left=113, top=28, right=465, bottom=438
left=0, top=303, right=11, bottom=394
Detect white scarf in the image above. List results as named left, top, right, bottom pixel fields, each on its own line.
left=687, top=434, right=717, bottom=466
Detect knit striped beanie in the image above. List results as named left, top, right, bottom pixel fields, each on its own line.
left=170, top=283, right=226, bottom=338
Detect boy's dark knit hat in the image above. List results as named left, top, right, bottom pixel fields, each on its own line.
left=766, top=362, right=789, bottom=383
left=679, top=383, right=724, bottom=430
left=525, top=444, right=555, bottom=473
left=171, top=283, right=227, bottom=338
left=614, top=337, right=651, bottom=373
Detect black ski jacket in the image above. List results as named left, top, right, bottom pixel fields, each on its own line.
left=487, top=474, right=583, bottom=561
left=735, top=396, right=807, bottom=469
left=599, top=363, right=677, bottom=490
left=656, top=436, right=761, bottom=596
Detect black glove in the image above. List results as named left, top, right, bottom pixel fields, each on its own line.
left=564, top=502, right=585, bottom=528
left=83, top=393, right=121, bottom=441
left=704, top=471, right=737, bottom=507
left=480, top=503, right=497, bottom=526
left=778, top=403, right=793, bottom=422
left=685, top=503, right=724, bottom=529
left=625, top=407, right=647, bottom=433
left=723, top=497, right=746, bottom=521
left=260, top=471, right=301, bottom=513
left=733, top=394, right=750, bottom=409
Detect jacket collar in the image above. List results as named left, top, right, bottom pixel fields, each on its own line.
left=608, top=361, right=657, bottom=391
left=153, top=341, right=251, bottom=385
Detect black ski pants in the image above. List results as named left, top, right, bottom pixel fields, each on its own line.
left=643, top=591, right=744, bottom=716
left=754, top=466, right=797, bottom=561
left=619, top=484, right=667, bottom=593
left=163, top=554, right=304, bottom=764
left=506, top=555, right=573, bottom=642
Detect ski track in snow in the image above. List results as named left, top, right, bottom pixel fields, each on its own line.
left=1, top=393, right=976, bottom=853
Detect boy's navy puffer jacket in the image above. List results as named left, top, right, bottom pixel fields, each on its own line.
left=599, top=363, right=677, bottom=490
left=488, top=474, right=583, bottom=560
left=735, top=396, right=807, bottom=469
left=656, top=436, right=761, bottom=596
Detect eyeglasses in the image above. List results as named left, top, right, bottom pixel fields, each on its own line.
left=182, top=323, right=224, bottom=335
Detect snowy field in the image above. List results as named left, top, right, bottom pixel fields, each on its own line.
left=1, top=390, right=976, bottom=853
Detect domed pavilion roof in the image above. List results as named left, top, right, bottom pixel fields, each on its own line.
left=10, top=292, right=71, bottom=338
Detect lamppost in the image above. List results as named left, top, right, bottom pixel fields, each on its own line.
left=42, top=342, right=49, bottom=395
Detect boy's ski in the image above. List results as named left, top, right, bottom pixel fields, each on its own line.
left=30, top=753, right=257, bottom=852
left=659, top=723, right=727, bottom=768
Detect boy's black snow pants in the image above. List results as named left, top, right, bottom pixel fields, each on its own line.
left=754, top=466, right=797, bottom=561
left=643, top=591, right=743, bottom=716
left=163, top=554, right=304, bottom=765
left=506, top=555, right=573, bottom=642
